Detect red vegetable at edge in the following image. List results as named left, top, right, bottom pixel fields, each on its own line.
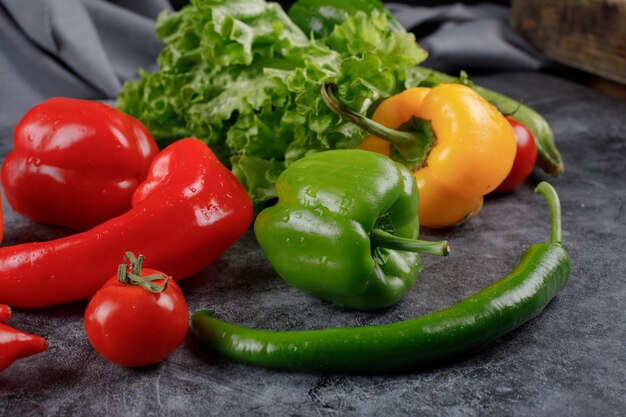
left=0, top=198, right=3, bottom=243
left=0, top=138, right=253, bottom=308
left=85, top=253, right=188, bottom=367
left=1, top=98, right=159, bottom=231
left=0, top=304, right=48, bottom=372
left=0, top=304, right=10, bottom=323
left=495, top=117, right=538, bottom=193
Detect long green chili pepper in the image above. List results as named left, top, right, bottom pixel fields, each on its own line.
left=192, top=182, right=571, bottom=372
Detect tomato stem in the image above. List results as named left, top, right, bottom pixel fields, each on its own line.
left=117, top=252, right=171, bottom=293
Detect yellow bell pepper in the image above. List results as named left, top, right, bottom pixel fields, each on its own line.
left=322, top=83, right=517, bottom=228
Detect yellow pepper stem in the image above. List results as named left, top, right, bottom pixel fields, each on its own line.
left=321, top=82, right=435, bottom=169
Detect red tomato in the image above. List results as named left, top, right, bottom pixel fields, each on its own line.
left=494, top=117, right=538, bottom=193
left=84, top=261, right=189, bottom=367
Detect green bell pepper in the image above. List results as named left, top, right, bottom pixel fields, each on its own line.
left=254, top=149, right=449, bottom=310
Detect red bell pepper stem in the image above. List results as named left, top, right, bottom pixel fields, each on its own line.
left=0, top=323, right=48, bottom=372
left=0, top=304, right=11, bottom=323
left=0, top=139, right=254, bottom=308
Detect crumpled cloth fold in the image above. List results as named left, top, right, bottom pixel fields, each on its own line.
left=0, top=0, right=169, bottom=136
left=387, top=2, right=545, bottom=73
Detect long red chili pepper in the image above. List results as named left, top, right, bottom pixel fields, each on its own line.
left=0, top=138, right=253, bottom=308
left=0, top=304, right=48, bottom=372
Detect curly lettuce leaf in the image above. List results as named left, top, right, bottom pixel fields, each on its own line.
left=288, top=0, right=405, bottom=38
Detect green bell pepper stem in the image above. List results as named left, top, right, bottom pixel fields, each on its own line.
left=371, top=229, right=450, bottom=256
left=191, top=182, right=570, bottom=373
left=410, top=66, right=564, bottom=176
left=321, top=81, right=435, bottom=168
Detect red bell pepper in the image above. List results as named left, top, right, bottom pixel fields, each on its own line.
left=1, top=98, right=159, bottom=231
left=0, top=138, right=253, bottom=308
left=0, top=304, right=48, bottom=372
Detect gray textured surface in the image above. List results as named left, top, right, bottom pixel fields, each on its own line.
left=0, top=71, right=625, bottom=416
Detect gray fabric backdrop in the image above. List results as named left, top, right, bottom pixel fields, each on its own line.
left=0, top=0, right=544, bottom=136
left=0, top=0, right=169, bottom=134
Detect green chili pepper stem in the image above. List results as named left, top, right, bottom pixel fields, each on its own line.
left=321, top=81, right=434, bottom=167
left=535, top=182, right=562, bottom=244
left=409, top=66, right=564, bottom=176
left=371, top=228, right=450, bottom=256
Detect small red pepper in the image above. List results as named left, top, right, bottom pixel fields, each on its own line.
left=0, top=304, right=48, bottom=372
left=0, top=198, right=3, bottom=244
left=0, top=304, right=11, bottom=322
left=1, top=98, right=159, bottom=231
left=494, top=117, right=538, bottom=193
left=0, top=138, right=253, bottom=308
